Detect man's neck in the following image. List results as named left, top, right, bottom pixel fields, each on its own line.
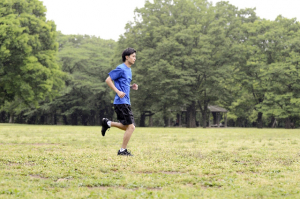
left=124, top=61, right=132, bottom=68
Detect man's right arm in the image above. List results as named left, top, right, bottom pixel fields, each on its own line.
left=105, top=76, right=126, bottom=98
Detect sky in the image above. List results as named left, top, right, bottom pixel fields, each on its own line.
left=40, top=0, right=300, bottom=41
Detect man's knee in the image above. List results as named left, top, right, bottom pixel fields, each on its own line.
left=128, top=124, right=135, bottom=131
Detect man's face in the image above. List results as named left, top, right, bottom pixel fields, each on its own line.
left=126, top=53, right=136, bottom=65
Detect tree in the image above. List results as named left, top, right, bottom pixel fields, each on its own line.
left=0, top=0, right=64, bottom=108
left=232, top=15, right=300, bottom=128
left=114, top=0, right=257, bottom=127
left=25, top=33, right=117, bottom=125
left=232, top=19, right=276, bottom=128
left=193, top=2, right=257, bottom=128
left=256, top=16, right=300, bottom=128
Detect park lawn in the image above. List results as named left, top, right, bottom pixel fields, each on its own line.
left=0, top=124, right=299, bottom=199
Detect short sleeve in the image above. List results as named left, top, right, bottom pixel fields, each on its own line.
left=109, top=67, right=123, bottom=81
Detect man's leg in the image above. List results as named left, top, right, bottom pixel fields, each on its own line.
left=111, top=122, right=127, bottom=131
left=121, top=124, right=135, bottom=149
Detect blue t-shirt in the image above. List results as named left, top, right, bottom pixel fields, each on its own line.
left=109, top=63, right=132, bottom=105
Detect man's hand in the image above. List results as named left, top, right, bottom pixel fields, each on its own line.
left=131, top=83, right=138, bottom=90
left=105, top=76, right=126, bottom=98
left=117, top=91, right=126, bottom=98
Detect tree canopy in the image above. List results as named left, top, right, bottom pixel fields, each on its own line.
left=114, top=0, right=259, bottom=127
left=20, top=33, right=117, bottom=125
left=0, top=0, right=64, bottom=107
left=1, top=0, right=300, bottom=129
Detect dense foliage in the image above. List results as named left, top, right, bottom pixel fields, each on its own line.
left=13, top=33, right=116, bottom=125
left=113, top=0, right=300, bottom=128
left=0, top=0, right=64, bottom=107
left=1, top=0, right=300, bottom=128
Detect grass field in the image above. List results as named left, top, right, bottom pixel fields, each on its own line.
left=0, top=124, right=300, bottom=198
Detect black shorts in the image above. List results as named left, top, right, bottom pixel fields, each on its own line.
left=114, top=104, right=135, bottom=126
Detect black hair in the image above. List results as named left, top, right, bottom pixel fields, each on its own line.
left=122, top=48, right=136, bottom=62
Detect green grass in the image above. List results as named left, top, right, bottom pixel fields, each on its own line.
left=0, top=124, right=300, bottom=198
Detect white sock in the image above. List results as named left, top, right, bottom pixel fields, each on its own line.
left=107, top=121, right=111, bottom=127
left=120, top=148, right=126, bottom=152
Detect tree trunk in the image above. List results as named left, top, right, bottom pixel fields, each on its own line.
left=163, top=115, right=168, bottom=127
left=285, top=117, right=291, bottom=129
left=40, top=115, right=45, bottom=124
left=54, top=111, right=57, bottom=125
left=71, top=113, right=78, bottom=125
left=271, top=117, right=277, bottom=128
left=202, top=112, right=207, bottom=128
left=99, top=110, right=105, bottom=123
left=89, top=110, right=95, bottom=126
left=95, top=110, right=100, bottom=126
left=197, top=100, right=208, bottom=128
left=63, top=115, right=68, bottom=125
left=9, top=112, right=14, bottom=123
left=186, top=101, right=196, bottom=128
left=50, top=113, right=55, bottom=125
left=139, top=112, right=146, bottom=127
left=0, top=111, right=6, bottom=122
left=81, top=114, right=88, bottom=126
left=257, top=112, right=263, bottom=128
left=149, top=115, right=153, bottom=127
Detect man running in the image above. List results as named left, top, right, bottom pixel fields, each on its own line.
left=101, top=48, right=138, bottom=156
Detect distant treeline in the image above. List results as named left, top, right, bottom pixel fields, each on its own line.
left=1, top=0, right=300, bottom=128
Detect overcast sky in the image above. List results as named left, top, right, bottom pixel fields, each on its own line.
left=40, top=0, right=300, bottom=41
